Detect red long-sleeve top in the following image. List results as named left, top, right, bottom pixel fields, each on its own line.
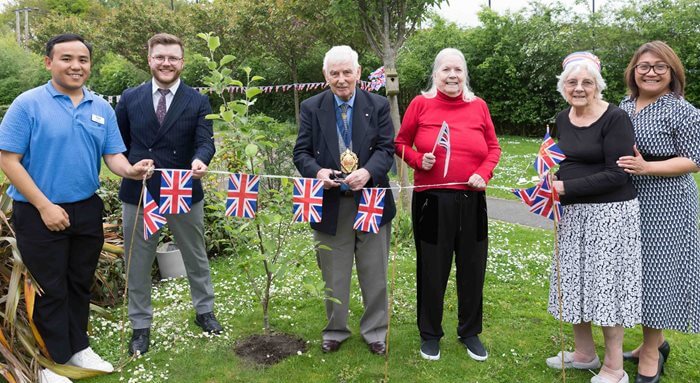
left=395, top=91, right=502, bottom=192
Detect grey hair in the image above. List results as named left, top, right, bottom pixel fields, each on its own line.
left=323, top=45, right=360, bottom=72
left=556, top=61, right=606, bottom=100
left=422, top=48, right=476, bottom=102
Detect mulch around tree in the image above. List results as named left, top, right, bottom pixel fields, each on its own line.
left=234, top=333, right=307, bottom=365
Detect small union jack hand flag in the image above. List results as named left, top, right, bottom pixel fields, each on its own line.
left=353, top=188, right=386, bottom=233
left=533, top=132, right=566, bottom=177
left=430, top=121, right=451, bottom=178
left=143, top=187, right=166, bottom=240
left=512, top=184, right=538, bottom=206
left=528, top=174, right=563, bottom=221
left=226, top=173, right=260, bottom=219
left=159, top=169, right=193, bottom=215
left=292, top=178, right=323, bottom=223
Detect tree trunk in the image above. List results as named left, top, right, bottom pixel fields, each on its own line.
left=383, top=50, right=411, bottom=211
left=262, top=284, right=270, bottom=335
left=292, top=63, right=301, bottom=128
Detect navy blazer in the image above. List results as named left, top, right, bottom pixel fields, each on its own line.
left=116, top=81, right=215, bottom=205
left=293, top=88, right=396, bottom=235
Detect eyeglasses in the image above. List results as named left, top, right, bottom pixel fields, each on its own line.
left=634, top=63, right=670, bottom=75
left=564, top=79, right=596, bottom=88
left=151, top=55, right=183, bottom=64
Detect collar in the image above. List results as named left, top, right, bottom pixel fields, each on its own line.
left=46, top=80, right=93, bottom=101
left=152, top=78, right=181, bottom=95
left=333, top=91, right=356, bottom=109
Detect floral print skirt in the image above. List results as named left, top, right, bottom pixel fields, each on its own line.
left=548, top=199, right=642, bottom=327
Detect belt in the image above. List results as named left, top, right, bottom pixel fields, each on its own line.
left=641, top=154, right=677, bottom=162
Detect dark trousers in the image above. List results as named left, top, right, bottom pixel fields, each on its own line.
left=412, top=189, right=488, bottom=341
left=13, top=194, right=104, bottom=363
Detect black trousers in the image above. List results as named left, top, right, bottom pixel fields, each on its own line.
left=13, top=194, right=104, bottom=363
left=412, top=189, right=488, bottom=341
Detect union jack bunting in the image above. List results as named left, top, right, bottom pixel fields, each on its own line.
left=434, top=121, right=451, bottom=177
left=159, top=169, right=193, bottom=215
left=143, top=187, right=166, bottom=240
left=533, top=132, right=566, bottom=177
left=292, top=178, right=323, bottom=223
left=528, top=174, right=563, bottom=221
left=226, top=173, right=260, bottom=219
left=353, top=188, right=386, bottom=233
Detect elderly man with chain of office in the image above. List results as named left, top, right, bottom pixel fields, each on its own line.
left=293, top=45, right=396, bottom=355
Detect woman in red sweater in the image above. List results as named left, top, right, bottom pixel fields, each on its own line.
left=395, top=47, right=501, bottom=362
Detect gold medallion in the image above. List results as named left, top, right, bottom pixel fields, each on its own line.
left=340, top=148, right=358, bottom=174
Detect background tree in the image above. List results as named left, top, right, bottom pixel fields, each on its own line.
left=345, top=0, right=440, bottom=209
left=234, top=0, right=335, bottom=127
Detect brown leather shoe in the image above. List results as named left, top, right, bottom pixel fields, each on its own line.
left=321, top=339, right=341, bottom=353
left=368, top=341, right=386, bottom=355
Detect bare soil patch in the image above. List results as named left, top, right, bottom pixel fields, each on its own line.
left=234, top=333, right=307, bottom=365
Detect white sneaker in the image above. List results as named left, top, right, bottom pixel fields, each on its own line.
left=39, top=368, right=72, bottom=383
left=66, top=346, right=114, bottom=372
left=546, top=350, right=601, bottom=370
left=591, top=371, right=629, bottom=383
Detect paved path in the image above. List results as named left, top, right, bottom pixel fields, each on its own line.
left=391, top=182, right=552, bottom=230
left=486, top=197, right=553, bottom=230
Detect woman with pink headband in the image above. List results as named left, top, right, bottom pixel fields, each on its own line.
left=545, top=51, right=642, bottom=383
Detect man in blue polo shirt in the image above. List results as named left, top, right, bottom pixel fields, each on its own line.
left=0, top=34, right=153, bottom=383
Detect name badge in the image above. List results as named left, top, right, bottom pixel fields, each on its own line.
left=91, top=114, right=105, bottom=125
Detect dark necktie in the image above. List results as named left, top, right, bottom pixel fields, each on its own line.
left=340, top=103, right=350, bottom=147
left=156, top=88, right=170, bottom=125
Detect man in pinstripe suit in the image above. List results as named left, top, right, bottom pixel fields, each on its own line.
left=116, top=33, right=220, bottom=356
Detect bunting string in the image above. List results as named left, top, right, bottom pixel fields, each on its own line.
left=152, top=168, right=515, bottom=192
left=97, top=80, right=382, bottom=104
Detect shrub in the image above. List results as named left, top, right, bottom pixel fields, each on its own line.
left=0, top=34, right=49, bottom=105
left=89, top=52, right=150, bottom=96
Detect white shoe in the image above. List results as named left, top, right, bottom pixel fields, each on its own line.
left=546, top=351, right=601, bottom=370
left=39, top=368, right=72, bottom=383
left=591, top=371, right=629, bottom=383
left=66, top=346, right=114, bottom=372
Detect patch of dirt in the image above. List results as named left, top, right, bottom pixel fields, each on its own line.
left=234, top=333, right=307, bottom=365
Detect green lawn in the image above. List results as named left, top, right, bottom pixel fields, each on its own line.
left=82, top=219, right=700, bottom=383
left=488, top=135, right=542, bottom=200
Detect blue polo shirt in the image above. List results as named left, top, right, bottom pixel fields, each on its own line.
left=0, top=81, right=126, bottom=203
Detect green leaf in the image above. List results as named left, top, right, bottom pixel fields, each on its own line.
left=227, top=79, right=244, bottom=87
left=246, top=87, right=263, bottom=99
left=205, top=113, right=220, bottom=120
left=251, top=75, right=265, bottom=82
left=219, top=54, right=235, bottom=66
left=207, top=61, right=217, bottom=70
left=221, top=110, right=234, bottom=123
left=196, top=32, right=208, bottom=40
left=245, top=143, right=259, bottom=157
left=207, top=36, right=220, bottom=52
left=243, top=66, right=252, bottom=76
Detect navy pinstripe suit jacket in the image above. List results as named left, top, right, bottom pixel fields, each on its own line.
left=116, top=81, right=215, bottom=205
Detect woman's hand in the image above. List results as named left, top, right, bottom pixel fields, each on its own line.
left=421, top=152, right=436, bottom=170
left=553, top=180, right=565, bottom=195
left=617, top=146, right=649, bottom=175
left=467, top=173, right=486, bottom=189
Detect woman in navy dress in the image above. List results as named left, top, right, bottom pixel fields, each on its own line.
left=617, top=41, right=700, bottom=383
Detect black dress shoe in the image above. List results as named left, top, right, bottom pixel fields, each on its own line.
left=624, top=341, right=671, bottom=365
left=129, top=328, right=150, bottom=356
left=658, top=341, right=670, bottom=362
left=635, top=351, right=664, bottom=383
left=368, top=341, right=386, bottom=355
left=321, top=339, right=341, bottom=353
left=195, top=312, right=223, bottom=334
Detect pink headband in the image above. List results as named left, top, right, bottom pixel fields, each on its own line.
left=562, top=51, right=601, bottom=72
